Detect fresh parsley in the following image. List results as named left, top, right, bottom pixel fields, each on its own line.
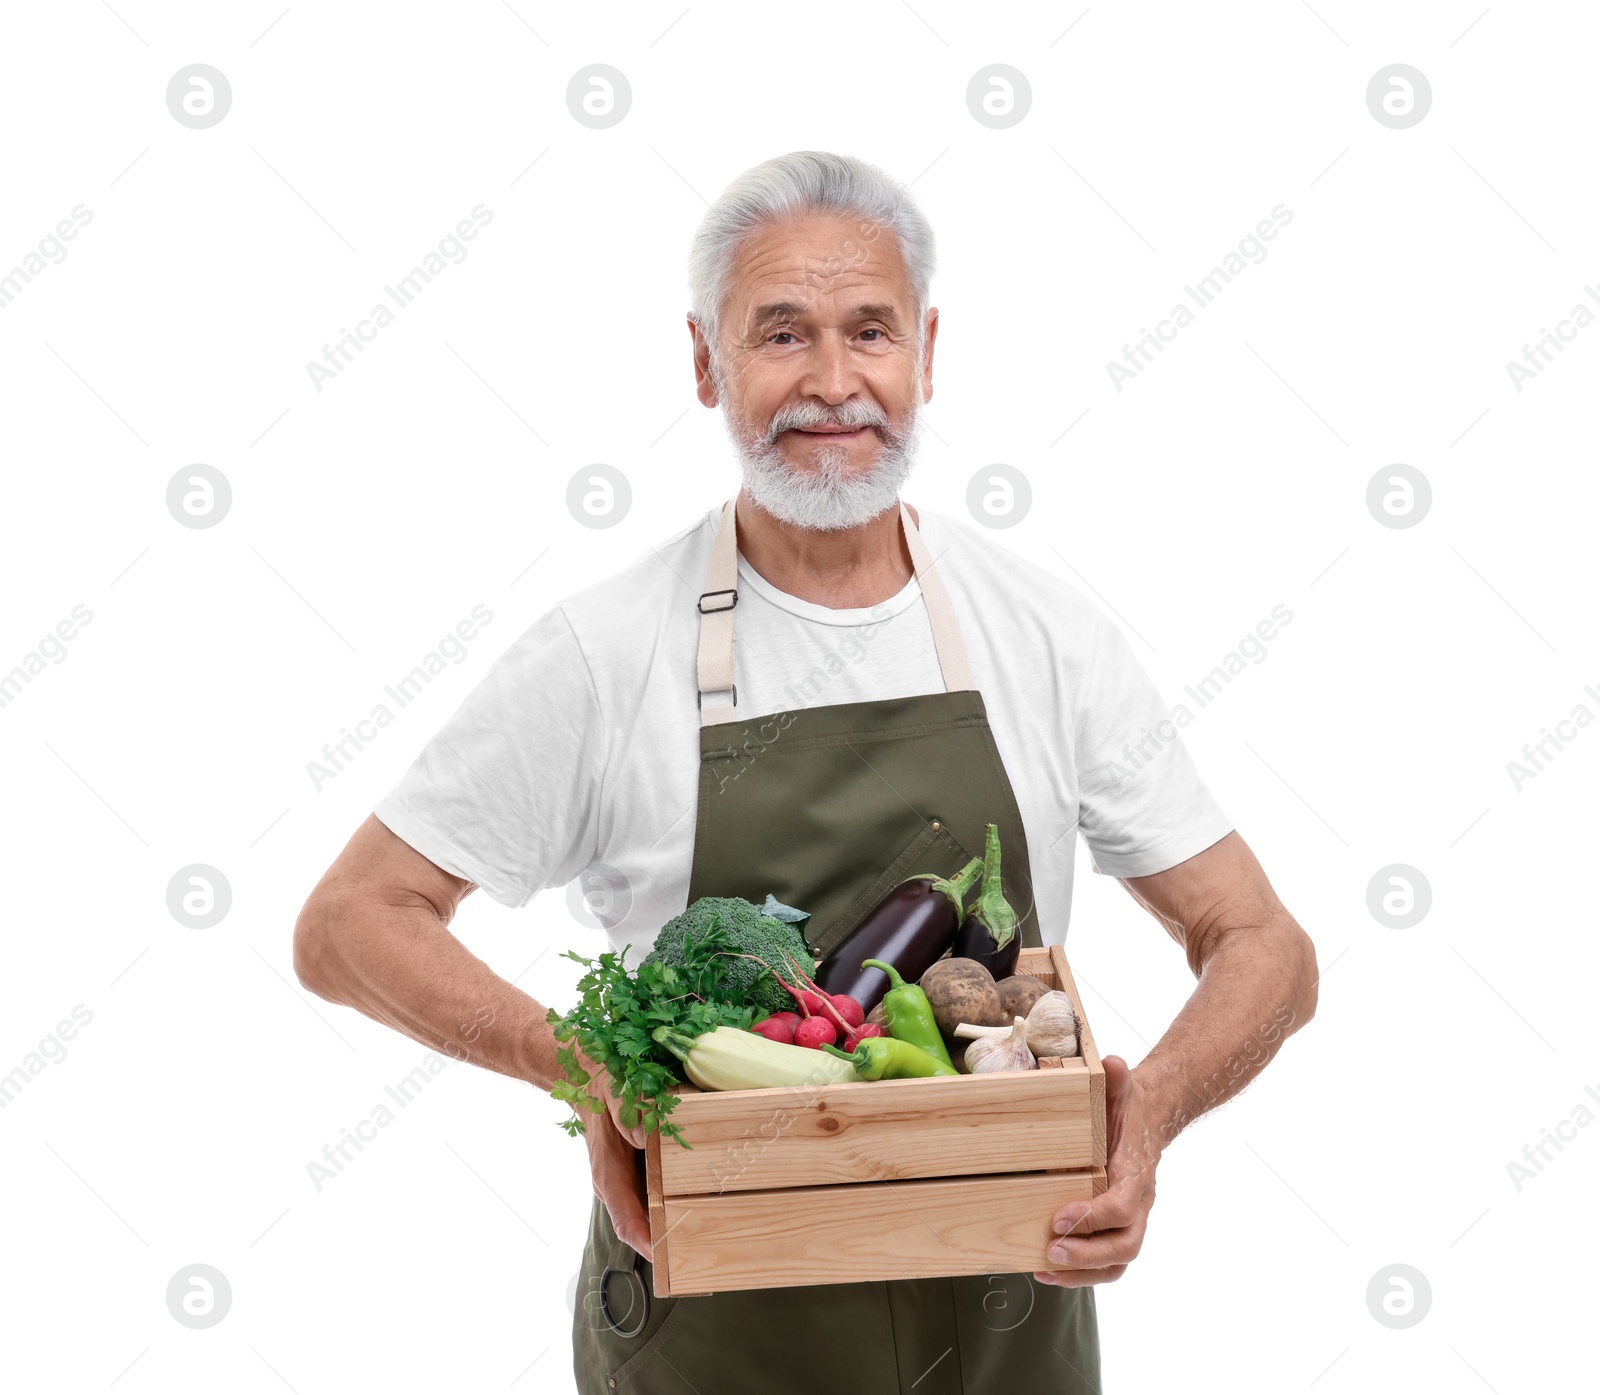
left=546, top=925, right=758, bottom=1148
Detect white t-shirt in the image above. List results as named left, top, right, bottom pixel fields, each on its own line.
left=373, top=505, right=1233, bottom=961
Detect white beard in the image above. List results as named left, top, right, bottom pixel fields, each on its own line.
left=718, top=370, right=923, bottom=532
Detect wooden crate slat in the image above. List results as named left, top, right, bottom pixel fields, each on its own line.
left=657, top=1169, right=1104, bottom=1296
left=1048, top=945, right=1107, bottom=1172
left=657, top=1062, right=1097, bottom=1197
left=643, top=1124, right=672, bottom=1296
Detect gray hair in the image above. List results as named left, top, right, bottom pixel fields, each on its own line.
left=687, top=150, right=936, bottom=364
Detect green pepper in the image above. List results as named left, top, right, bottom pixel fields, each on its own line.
left=859, top=958, right=954, bottom=1069
left=822, top=1037, right=957, bottom=1080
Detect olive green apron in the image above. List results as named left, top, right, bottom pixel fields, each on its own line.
left=572, top=499, right=1100, bottom=1394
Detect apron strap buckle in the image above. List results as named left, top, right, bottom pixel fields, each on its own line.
left=697, top=589, right=738, bottom=614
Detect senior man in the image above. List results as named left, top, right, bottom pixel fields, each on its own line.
left=295, top=150, right=1317, bottom=1393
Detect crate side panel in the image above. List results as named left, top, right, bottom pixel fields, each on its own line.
left=644, top=1126, right=673, bottom=1298
left=660, top=1170, right=1101, bottom=1295
left=1049, top=945, right=1107, bottom=1167
left=656, top=1066, right=1096, bottom=1196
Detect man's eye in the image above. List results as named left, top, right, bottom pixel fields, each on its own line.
left=860, top=328, right=883, bottom=341
left=769, top=331, right=796, bottom=345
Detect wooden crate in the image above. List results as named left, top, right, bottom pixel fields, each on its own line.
left=643, top=945, right=1106, bottom=1296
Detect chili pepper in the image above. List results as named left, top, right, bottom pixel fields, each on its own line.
left=951, top=824, right=1021, bottom=980
left=813, top=857, right=982, bottom=1013
left=858, top=958, right=954, bottom=1070
left=822, top=1036, right=957, bottom=1080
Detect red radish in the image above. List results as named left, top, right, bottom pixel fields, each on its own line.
left=781, top=952, right=857, bottom=1036
left=842, top=1022, right=885, bottom=1051
left=723, top=950, right=857, bottom=1037
left=829, top=995, right=865, bottom=1030
left=794, top=1016, right=837, bottom=1050
left=750, top=1017, right=796, bottom=1045
left=774, top=979, right=812, bottom=1019
left=766, top=1011, right=801, bottom=1031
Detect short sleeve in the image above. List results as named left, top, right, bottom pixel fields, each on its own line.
left=372, top=605, right=604, bottom=908
left=1073, top=617, right=1233, bottom=878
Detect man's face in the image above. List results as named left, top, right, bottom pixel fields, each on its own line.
left=693, top=213, right=938, bottom=529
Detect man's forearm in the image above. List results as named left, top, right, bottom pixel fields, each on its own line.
left=295, top=890, right=564, bottom=1091
left=1132, top=912, right=1317, bottom=1147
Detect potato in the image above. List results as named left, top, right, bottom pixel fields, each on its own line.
left=940, top=1028, right=971, bottom=1074
left=995, top=974, right=1050, bottom=1022
left=919, top=958, right=1005, bottom=1036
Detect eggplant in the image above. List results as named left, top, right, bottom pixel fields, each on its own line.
left=814, top=857, right=982, bottom=1012
left=951, top=824, right=1020, bottom=979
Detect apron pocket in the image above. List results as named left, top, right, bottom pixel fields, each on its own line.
left=600, top=1290, right=689, bottom=1391
left=573, top=1198, right=686, bottom=1394
left=809, top=818, right=975, bottom=966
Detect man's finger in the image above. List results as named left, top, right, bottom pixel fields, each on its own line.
left=1102, top=1053, right=1133, bottom=1100
left=607, top=1196, right=654, bottom=1261
left=596, top=1145, right=654, bottom=1260
left=586, top=1101, right=655, bottom=1260
left=1046, top=1216, right=1146, bottom=1270
left=1052, top=1176, right=1140, bottom=1235
left=620, top=1111, right=646, bottom=1150
left=593, top=1066, right=648, bottom=1150
left=1033, top=1264, right=1128, bottom=1288
left=607, top=1095, right=647, bottom=1150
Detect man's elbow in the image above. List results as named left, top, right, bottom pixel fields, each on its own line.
left=293, top=893, right=342, bottom=1002
left=1285, top=918, right=1319, bottom=1029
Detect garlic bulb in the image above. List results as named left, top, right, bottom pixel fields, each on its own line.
left=964, top=1016, right=1037, bottom=1073
left=1020, top=991, right=1078, bottom=1058
left=955, top=990, right=1079, bottom=1059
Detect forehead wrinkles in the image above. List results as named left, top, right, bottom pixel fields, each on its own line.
left=728, top=228, right=910, bottom=332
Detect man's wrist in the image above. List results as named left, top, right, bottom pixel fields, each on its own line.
left=1129, top=1057, right=1193, bottom=1151
left=516, top=1007, right=566, bottom=1094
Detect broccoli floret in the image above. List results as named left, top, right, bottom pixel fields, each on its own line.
left=641, top=896, right=814, bottom=1016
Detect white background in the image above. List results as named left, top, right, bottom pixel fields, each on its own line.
left=2, top=2, right=1596, bottom=1391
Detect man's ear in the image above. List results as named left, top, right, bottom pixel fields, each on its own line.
left=920, top=307, right=939, bottom=404
left=689, top=315, right=718, bottom=407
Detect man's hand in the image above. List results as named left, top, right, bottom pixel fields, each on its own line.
left=1031, top=832, right=1318, bottom=1286
left=1035, top=1055, right=1161, bottom=1286
left=583, top=1064, right=653, bottom=1261
left=581, top=1059, right=647, bottom=1150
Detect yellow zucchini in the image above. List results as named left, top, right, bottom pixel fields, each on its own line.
left=653, top=1025, right=857, bottom=1091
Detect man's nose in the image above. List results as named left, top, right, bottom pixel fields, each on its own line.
left=796, top=333, right=860, bottom=404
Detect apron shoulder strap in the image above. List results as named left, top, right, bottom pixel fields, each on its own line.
left=696, top=497, right=974, bottom=726
left=897, top=500, right=976, bottom=694
left=695, top=498, right=741, bottom=725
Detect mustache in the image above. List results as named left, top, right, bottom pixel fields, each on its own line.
left=765, top=397, right=893, bottom=441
